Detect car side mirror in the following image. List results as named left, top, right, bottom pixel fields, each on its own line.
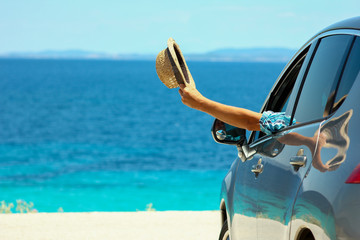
left=211, top=119, right=256, bottom=161
left=211, top=119, right=246, bottom=145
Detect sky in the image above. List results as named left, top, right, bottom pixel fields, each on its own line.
left=0, top=0, right=359, bottom=54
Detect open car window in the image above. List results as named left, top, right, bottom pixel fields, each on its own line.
left=248, top=46, right=310, bottom=144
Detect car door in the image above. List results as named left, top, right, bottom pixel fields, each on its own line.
left=252, top=34, right=356, bottom=240
left=229, top=153, right=260, bottom=240
left=229, top=41, right=312, bottom=240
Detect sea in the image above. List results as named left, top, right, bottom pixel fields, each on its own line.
left=0, top=59, right=285, bottom=212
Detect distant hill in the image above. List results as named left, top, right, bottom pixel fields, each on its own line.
left=187, top=48, right=297, bottom=62
left=0, top=48, right=297, bottom=62
left=0, top=50, right=155, bottom=60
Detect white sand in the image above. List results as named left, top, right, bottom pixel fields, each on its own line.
left=0, top=211, right=220, bottom=240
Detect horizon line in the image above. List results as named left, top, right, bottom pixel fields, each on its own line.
left=0, top=46, right=298, bottom=56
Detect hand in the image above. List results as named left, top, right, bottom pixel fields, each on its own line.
left=178, top=84, right=207, bottom=111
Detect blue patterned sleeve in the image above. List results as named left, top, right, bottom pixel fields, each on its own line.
left=259, top=111, right=296, bottom=135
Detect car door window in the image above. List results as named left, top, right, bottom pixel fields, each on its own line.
left=267, top=56, right=306, bottom=113
left=293, top=35, right=355, bottom=123
left=331, top=37, right=360, bottom=113
left=248, top=47, right=309, bottom=143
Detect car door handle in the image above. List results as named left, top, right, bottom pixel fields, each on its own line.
left=290, top=156, right=307, bottom=166
left=251, top=158, right=264, bottom=177
left=290, top=149, right=307, bottom=171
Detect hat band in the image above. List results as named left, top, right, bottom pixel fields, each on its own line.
left=166, top=48, right=184, bottom=85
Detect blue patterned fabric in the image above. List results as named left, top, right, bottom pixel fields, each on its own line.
left=259, top=111, right=296, bottom=135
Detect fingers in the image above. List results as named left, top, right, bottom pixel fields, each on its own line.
left=179, top=84, right=188, bottom=98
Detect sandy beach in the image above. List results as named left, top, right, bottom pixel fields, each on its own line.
left=0, top=211, right=220, bottom=240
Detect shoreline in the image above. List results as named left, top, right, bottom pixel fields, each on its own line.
left=0, top=210, right=220, bottom=240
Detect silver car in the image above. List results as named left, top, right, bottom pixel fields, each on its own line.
left=213, top=17, right=360, bottom=240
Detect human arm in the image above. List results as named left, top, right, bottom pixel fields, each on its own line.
left=178, top=84, right=262, bottom=131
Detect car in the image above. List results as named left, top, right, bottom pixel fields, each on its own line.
left=212, top=16, right=360, bottom=240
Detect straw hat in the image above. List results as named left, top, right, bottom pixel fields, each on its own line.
left=156, top=38, right=196, bottom=89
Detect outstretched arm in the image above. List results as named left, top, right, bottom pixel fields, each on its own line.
left=178, top=84, right=262, bottom=131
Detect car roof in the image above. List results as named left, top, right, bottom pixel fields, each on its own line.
left=302, top=17, right=360, bottom=52
left=319, top=16, right=360, bottom=33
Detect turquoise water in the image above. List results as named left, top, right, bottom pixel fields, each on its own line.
left=2, top=170, right=228, bottom=212
left=0, top=59, right=284, bottom=212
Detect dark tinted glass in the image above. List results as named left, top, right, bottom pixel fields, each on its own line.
left=294, top=35, right=353, bottom=122
left=332, top=37, right=360, bottom=112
